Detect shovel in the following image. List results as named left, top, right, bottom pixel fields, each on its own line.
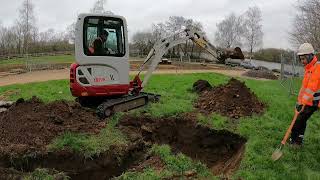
left=272, top=106, right=305, bottom=161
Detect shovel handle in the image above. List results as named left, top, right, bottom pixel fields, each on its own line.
left=281, top=106, right=305, bottom=145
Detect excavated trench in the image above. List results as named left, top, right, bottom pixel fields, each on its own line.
left=0, top=97, right=247, bottom=179
left=0, top=142, right=146, bottom=180
left=117, top=115, right=247, bottom=175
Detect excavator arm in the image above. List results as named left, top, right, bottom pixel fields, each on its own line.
left=135, top=29, right=239, bottom=89
left=96, top=29, right=244, bottom=118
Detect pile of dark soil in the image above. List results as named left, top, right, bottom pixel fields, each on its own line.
left=0, top=96, right=105, bottom=155
left=118, top=114, right=246, bottom=175
left=243, top=69, right=278, bottom=80
left=192, top=80, right=212, bottom=93
left=195, top=78, right=265, bottom=119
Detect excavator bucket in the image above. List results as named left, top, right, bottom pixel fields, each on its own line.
left=230, top=47, right=245, bottom=60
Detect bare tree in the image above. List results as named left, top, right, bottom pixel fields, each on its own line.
left=132, top=31, right=153, bottom=56
left=90, top=0, right=113, bottom=14
left=18, top=0, right=37, bottom=54
left=243, top=6, right=263, bottom=58
left=214, top=13, right=244, bottom=48
left=290, top=0, right=320, bottom=50
left=151, top=23, right=167, bottom=43
left=184, top=19, right=205, bottom=57
left=165, top=16, right=187, bottom=56
left=66, top=22, right=76, bottom=44
left=129, top=16, right=207, bottom=59
left=0, top=27, right=21, bottom=54
left=91, top=0, right=105, bottom=13
left=164, top=16, right=206, bottom=57
left=165, top=16, right=186, bottom=34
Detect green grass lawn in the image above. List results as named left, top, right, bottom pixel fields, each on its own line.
left=0, top=55, right=75, bottom=67
left=0, top=55, right=145, bottom=67
left=1, top=73, right=320, bottom=179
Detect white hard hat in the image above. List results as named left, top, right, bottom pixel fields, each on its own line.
left=297, top=43, right=315, bottom=55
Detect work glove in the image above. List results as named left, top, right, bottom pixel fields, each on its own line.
left=295, top=103, right=303, bottom=112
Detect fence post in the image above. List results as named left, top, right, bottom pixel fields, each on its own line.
left=280, top=54, right=284, bottom=80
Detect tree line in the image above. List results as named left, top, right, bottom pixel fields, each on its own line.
left=130, top=6, right=264, bottom=60
left=0, top=0, right=73, bottom=56
left=130, top=16, right=206, bottom=59
left=214, top=6, right=263, bottom=59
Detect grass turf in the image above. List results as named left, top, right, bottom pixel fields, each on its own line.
left=1, top=73, right=320, bottom=179
left=0, top=55, right=74, bottom=66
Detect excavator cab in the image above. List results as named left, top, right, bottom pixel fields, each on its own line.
left=70, top=14, right=130, bottom=98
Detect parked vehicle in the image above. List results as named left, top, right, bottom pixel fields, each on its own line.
left=160, top=58, right=172, bottom=65
left=225, top=58, right=242, bottom=67
left=240, top=59, right=255, bottom=69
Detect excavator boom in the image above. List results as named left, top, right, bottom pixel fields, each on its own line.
left=137, top=29, right=244, bottom=88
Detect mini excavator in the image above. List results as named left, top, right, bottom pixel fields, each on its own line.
left=69, top=13, right=244, bottom=118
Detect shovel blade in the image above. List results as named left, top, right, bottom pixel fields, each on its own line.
left=272, top=148, right=283, bottom=161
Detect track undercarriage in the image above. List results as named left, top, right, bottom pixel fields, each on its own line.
left=78, top=92, right=160, bottom=119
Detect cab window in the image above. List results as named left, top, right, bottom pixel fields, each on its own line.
left=83, top=16, right=126, bottom=57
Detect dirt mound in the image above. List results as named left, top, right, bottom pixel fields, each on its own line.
left=243, top=69, right=278, bottom=80
left=0, top=96, right=105, bottom=155
left=118, top=114, right=246, bottom=175
left=193, top=80, right=212, bottom=93
left=195, top=78, right=265, bottom=119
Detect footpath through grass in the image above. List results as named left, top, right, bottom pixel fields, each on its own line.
left=1, top=73, right=320, bottom=179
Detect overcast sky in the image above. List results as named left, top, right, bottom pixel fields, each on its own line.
left=0, top=0, right=297, bottom=49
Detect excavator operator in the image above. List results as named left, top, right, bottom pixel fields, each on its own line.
left=89, top=30, right=109, bottom=55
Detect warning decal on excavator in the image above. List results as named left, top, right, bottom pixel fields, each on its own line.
left=94, top=77, right=107, bottom=83
left=76, top=65, right=120, bottom=86
left=110, top=75, right=115, bottom=81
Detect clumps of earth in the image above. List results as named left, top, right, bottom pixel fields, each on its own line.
left=0, top=96, right=105, bottom=155
left=194, top=78, right=265, bottom=119
left=192, top=79, right=213, bottom=93
left=243, top=69, right=278, bottom=80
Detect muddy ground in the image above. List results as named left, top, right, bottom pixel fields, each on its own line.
left=0, top=97, right=247, bottom=179
left=0, top=96, right=105, bottom=155
left=195, top=78, right=265, bottom=119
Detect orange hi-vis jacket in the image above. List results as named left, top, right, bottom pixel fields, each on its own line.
left=298, top=56, right=320, bottom=107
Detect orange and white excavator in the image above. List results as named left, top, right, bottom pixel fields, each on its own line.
left=69, top=13, right=244, bottom=118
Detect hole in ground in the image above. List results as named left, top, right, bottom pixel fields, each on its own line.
left=118, top=114, right=247, bottom=175
left=0, top=142, right=146, bottom=180
left=0, top=113, right=246, bottom=179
